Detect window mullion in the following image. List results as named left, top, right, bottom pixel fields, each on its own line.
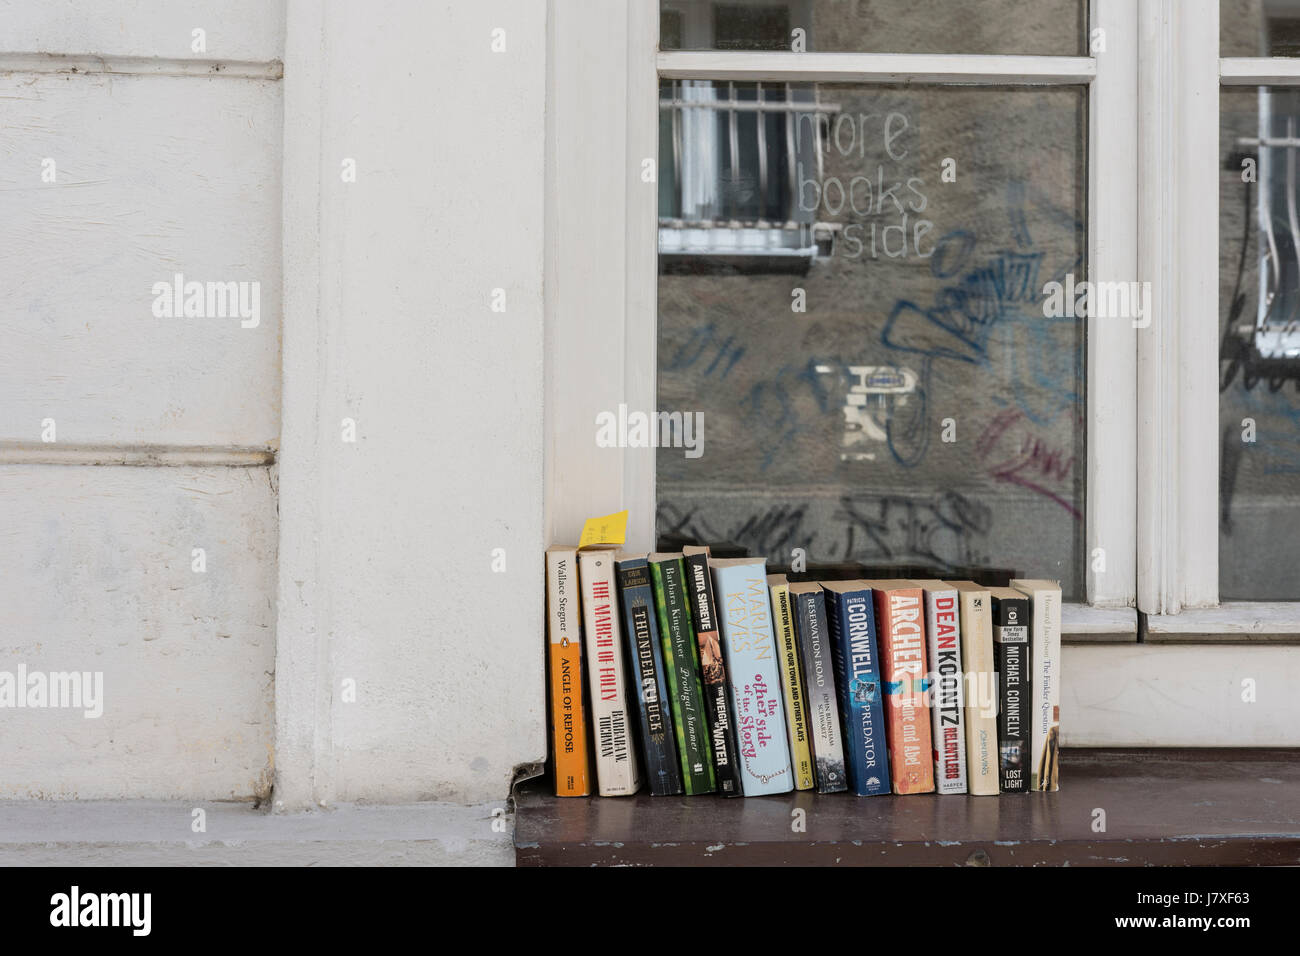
left=626, top=0, right=660, bottom=552
left=656, top=50, right=1095, bottom=84
left=1087, top=0, right=1139, bottom=611
left=1137, top=0, right=1220, bottom=615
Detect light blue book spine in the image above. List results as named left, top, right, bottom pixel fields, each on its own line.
left=711, top=559, right=793, bottom=796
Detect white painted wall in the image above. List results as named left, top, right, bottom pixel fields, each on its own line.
left=1062, top=644, right=1300, bottom=746
left=0, top=1, right=284, bottom=799
left=0, top=0, right=284, bottom=61
left=0, top=70, right=282, bottom=447
left=274, top=0, right=548, bottom=807
left=2, top=0, right=548, bottom=808
left=2, top=0, right=548, bottom=807
left=0, top=466, right=277, bottom=799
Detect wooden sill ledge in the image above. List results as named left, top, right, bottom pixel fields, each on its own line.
left=514, top=748, right=1300, bottom=866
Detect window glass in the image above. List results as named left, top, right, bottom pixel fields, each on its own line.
left=660, top=0, right=1087, bottom=57
left=656, top=83, right=1088, bottom=600
left=1219, top=87, right=1300, bottom=600
left=1222, top=0, right=1300, bottom=57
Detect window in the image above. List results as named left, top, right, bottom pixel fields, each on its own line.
left=1218, top=1, right=1300, bottom=603
left=656, top=82, right=1090, bottom=598
left=1222, top=0, right=1300, bottom=57
left=1220, top=85, right=1300, bottom=600
left=650, top=0, right=1118, bottom=612
left=1216, top=0, right=1300, bottom=619
left=660, top=0, right=1087, bottom=56
left=546, top=0, right=1300, bottom=747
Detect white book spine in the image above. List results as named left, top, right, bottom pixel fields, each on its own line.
left=1020, top=583, right=1061, bottom=792
left=924, top=588, right=967, bottom=794
left=578, top=550, right=641, bottom=796
left=712, top=560, right=793, bottom=796
left=958, top=590, right=999, bottom=795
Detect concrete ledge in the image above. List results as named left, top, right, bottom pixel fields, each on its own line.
left=0, top=801, right=513, bottom=866
left=516, top=749, right=1300, bottom=866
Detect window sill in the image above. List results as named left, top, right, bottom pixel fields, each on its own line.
left=514, top=749, right=1300, bottom=866
left=1064, top=603, right=1138, bottom=643
left=1144, top=604, right=1300, bottom=643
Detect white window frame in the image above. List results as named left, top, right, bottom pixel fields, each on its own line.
left=545, top=0, right=1300, bottom=745
left=1135, top=0, right=1300, bottom=640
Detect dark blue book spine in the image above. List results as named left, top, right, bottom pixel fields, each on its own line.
left=616, top=558, right=684, bottom=796
left=793, top=589, right=848, bottom=794
left=825, top=588, right=891, bottom=796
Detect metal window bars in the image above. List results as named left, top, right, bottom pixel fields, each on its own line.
left=1237, top=114, right=1300, bottom=353
left=659, top=79, right=840, bottom=258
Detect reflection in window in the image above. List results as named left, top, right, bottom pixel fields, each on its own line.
left=1222, top=0, right=1300, bottom=57
left=660, top=0, right=1085, bottom=56
left=1220, top=88, right=1300, bottom=600
left=656, top=84, right=1087, bottom=599
left=660, top=80, right=825, bottom=266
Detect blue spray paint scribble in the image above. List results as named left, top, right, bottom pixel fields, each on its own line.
left=880, top=183, right=1085, bottom=467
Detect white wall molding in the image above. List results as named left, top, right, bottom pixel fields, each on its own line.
left=275, top=0, right=329, bottom=811
left=0, top=52, right=282, bottom=79
left=0, top=443, right=275, bottom=467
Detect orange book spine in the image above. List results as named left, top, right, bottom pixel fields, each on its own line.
left=872, top=584, right=935, bottom=794
left=547, top=548, right=591, bottom=796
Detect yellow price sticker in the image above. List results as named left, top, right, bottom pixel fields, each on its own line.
left=577, top=509, right=629, bottom=549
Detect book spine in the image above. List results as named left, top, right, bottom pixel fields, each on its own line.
left=874, top=588, right=935, bottom=794
left=1029, top=589, right=1062, bottom=792
left=925, top=590, right=967, bottom=794
left=793, top=590, right=848, bottom=793
left=825, top=590, right=889, bottom=796
left=616, top=560, right=683, bottom=796
left=713, top=564, right=793, bottom=796
left=683, top=552, right=743, bottom=796
left=959, top=590, right=999, bottom=795
left=993, top=598, right=1031, bottom=793
left=578, top=551, right=639, bottom=796
left=650, top=558, right=716, bottom=795
left=770, top=583, right=814, bottom=790
left=546, top=549, right=590, bottom=796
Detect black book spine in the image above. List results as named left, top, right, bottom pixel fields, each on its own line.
left=682, top=552, right=744, bottom=797
left=993, top=596, right=1032, bottom=793
left=793, top=590, right=848, bottom=793
left=616, top=560, right=683, bottom=795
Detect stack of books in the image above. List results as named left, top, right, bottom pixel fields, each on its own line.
left=545, top=545, right=1061, bottom=798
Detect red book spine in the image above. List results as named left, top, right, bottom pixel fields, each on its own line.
left=872, top=586, right=935, bottom=794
